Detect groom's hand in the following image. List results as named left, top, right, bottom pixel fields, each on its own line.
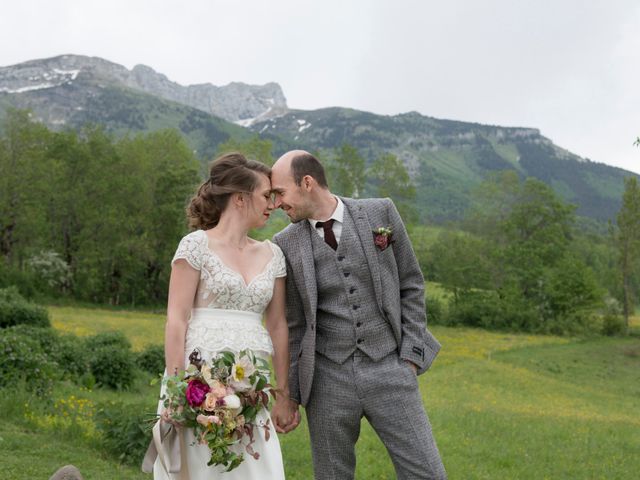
left=404, top=360, right=418, bottom=375
left=273, top=397, right=300, bottom=433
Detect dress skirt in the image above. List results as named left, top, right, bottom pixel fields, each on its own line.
left=153, top=308, right=285, bottom=480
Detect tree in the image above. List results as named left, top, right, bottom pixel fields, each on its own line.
left=616, top=176, right=640, bottom=330
left=443, top=171, right=602, bottom=333
left=429, top=230, right=491, bottom=299
left=0, top=109, right=52, bottom=263
left=215, top=135, right=274, bottom=166
left=368, top=153, right=417, bottom=222
left=325, top=143, right=366, bottom=198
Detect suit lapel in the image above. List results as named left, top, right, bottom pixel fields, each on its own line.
left=342, top=198, right=384, bottom=313
left=292, top=221, right=318, bottom=323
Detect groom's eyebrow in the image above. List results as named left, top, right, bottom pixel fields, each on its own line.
left=271, top=188, right=284, bottom=194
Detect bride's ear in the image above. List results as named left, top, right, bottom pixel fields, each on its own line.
left=231, top=192, right=245, bottom=208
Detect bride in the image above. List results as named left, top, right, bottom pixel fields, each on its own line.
left=153, top=152, right=298, bottom=479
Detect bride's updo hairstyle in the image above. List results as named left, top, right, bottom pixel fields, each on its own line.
left=187, top=152, right=271, bottom=230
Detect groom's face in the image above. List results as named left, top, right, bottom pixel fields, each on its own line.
left=271, top=168, right=314, bottom=223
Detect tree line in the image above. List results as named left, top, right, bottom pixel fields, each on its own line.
left=1, top=109, right=639, bottom=334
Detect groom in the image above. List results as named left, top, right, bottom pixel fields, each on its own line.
left=271, top=150, right=446, bottom=479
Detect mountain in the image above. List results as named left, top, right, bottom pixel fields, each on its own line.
left=0, top=55, right=636, bottom=224
left=0, top=55, right=287, bottom=159
left=249, top=108, right=635, bottom=222
left=0, top=54, right=287, bottom=125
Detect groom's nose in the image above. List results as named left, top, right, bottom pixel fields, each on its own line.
left=273, top=195, right=283, bottom=209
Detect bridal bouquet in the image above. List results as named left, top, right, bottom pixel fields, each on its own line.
left=160, top=349, right=275, bottom=471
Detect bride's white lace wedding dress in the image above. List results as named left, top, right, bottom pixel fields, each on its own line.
left=154, top=229, right=287, bottom=480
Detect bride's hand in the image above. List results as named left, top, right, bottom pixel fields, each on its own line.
left=160, top=405, right=183, bottom=428
left=272, top=396, right=300, bottom=434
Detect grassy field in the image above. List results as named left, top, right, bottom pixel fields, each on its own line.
left=2, top=306, right=639, bottom=479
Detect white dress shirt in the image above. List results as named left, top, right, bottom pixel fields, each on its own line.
left=309, top=196, right=344, bottom=244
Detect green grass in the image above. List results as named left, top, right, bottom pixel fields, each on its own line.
left=2, top=307, right=639, bottom=478
left=49, top=305, right=165, bottom=351
left=0, top=418, right=148, bottom=479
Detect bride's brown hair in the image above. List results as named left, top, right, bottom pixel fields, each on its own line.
left=187, top=152, right=271, bottom=230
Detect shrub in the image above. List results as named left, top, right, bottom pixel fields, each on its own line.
left=446, top=291, right=502, bottom=328
left=601, top=314, right=627, bottom=336
left=0, top=286, right=50, bottom=328
left=84, top=330, right=132, bottom=351
left=0, top=264, right=40, bottom=299
left=85, top=331, right=135, bottom=390
left=52, top=334, right=92, bottom=380
left=95, top=401, right=154, bottom=465
left=426, top=296, right=444, bottom=325
left=136, top=343, right=165, bottom=376
left=7, top=325, right=92, bottom=381
left=7, top=324, right=59, bottom=350
left=25, top=250, right=72, bottom=292
left=0, top=328, right=59, bottom=395
left=445, top=289, right=539, bottom=332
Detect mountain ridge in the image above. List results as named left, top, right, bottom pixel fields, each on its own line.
left=0, top=54, right=636, bottom=223
left=0, top=54, right=288, bottom=125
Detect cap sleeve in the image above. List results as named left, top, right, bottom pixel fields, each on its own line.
left=172, top=230, right=206, bottom=270
left=271, top=242, right=287, bottom=278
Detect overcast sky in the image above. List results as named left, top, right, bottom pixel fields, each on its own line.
left=2, top=0, right=639, bottom=173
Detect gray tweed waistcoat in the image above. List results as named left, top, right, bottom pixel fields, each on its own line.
left=312, top=207, right=397, bottom=364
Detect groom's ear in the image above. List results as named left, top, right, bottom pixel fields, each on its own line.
left=302, top=175, right=315, bottom=191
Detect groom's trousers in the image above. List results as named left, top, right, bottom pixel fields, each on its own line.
left=305, top=351, right=447, bottom=480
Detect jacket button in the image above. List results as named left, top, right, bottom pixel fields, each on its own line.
left=352, top=305, right=359, bottom=310
left=356, top=322, right=362, bottom=327
left=357, top=338, right=364, bottom=344
left=349, top=287, right=356, bottom=294
left=310, top=323, right=315, bottom=331
left=338, top=255, right=344, bottom=261
left=344, top=272, right=350, bottom=277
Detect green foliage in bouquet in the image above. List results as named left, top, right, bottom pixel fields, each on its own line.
left=159, top=349, right=274, bottom=472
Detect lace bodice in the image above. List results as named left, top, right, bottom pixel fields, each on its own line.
left=172, top=230, right=286, bottom=314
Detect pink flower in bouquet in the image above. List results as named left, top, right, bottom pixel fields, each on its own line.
left=203, top=392, right=219, bottom=411
left=196, top=414, right=221, bottom=426
left=186, top=379, right=210, bottom=407
left=210, top=380, right=228, bottom=399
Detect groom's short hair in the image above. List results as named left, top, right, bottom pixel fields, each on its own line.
left=291, top=152, right=328, bottom=189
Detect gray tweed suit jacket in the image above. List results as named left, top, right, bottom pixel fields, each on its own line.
left=273, top=197, right=441, bottom=406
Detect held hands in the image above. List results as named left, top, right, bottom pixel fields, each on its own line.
left=272, top=395, right=301, bottom=434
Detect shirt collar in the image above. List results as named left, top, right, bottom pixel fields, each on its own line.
left=309, top=196, right=344, bottom=229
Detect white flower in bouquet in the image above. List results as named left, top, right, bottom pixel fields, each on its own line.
left=229, top=355, right=256, bottom=392
left=223, top=394, right=242, bottom=412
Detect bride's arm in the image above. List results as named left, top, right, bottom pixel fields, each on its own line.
left=265, top=277, right=299, bottom=431
left=164, top=260, right=200, bottom=376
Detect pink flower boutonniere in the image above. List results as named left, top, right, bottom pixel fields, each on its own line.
left=373, top=226, right=393, bottom=251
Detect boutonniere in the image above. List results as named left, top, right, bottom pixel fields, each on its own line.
left=372, top=226, right=393, bottom=251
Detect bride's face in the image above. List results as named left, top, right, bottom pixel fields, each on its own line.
left=247, top=174, right=274, bottom=228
